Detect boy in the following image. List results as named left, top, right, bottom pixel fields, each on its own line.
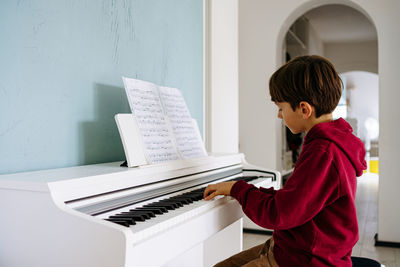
left=204, top=55, right=367, bottom=266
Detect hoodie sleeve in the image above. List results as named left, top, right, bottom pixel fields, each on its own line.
left=231, top=145, right=340, bottom=230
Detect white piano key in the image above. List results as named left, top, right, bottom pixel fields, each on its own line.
left=129, top=197, right=227, bottom=244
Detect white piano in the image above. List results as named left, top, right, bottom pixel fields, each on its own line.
left=0, top=153, right=280, bottom=267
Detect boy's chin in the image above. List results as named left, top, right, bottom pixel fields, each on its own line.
left=288, top=128, right=301, bottom=135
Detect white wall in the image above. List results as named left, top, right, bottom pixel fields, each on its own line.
left=205, top=0, right=239, bottom=153
left=237, top=0, right=400, bottom=243
left=325, top=40, right=378, bottom=73
left=239, top=1, right=281, bottom=169
left=343, top=71, right=379, bottom=142
left=285, top=21, right=324, bottom=57
left=282, top=19, right=324, bottom=171
left=308, top=23, right=325, bottom=55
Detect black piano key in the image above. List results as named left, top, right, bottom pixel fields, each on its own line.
left=144, top=203, right=175, bottom=210
left=173, top=198, right=192, bottom=205
left=119, top=212, right=150, bottom=220
left=153, top=202, right=177, bottom=209
left=182, top=193, right=203, bottom=201
left=110, top=215, right=146, bottom=222
left=180, top=196, right=200, bottom=202
left=171, top=195, right=193, bottom=203
left=105, top=219, right=129, bottom=227
left=172, top=201, right=184, bottom=207
left=181, top=192, right=201, bottom=196
left=183, top=192, right=199, bottom=196
left=105, top=218, right=134, bottom=226
left=121, top=211, right=154, bottom=218
left=184, top=196, right=198, bottom=202
left=124, top=214, right=146, bottom=222
left=135, top=210, right=156, bottom=218
left=158, top=200, right=182, bottom=208
left=135, top=207, right=166, bottom=214
left=169, top=196, right=192, bottom=204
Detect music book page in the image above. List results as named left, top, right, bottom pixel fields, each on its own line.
left=122, top=77, right=207, bottom=164
left=159, top=86, right=207, bottom=159
left=122, top=77, right=180, bottom=163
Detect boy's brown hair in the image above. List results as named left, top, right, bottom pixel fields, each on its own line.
left=269, top=55, right=342, bottom=118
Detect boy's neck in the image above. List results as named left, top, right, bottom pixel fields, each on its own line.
left=305, top=113, right=333, bottom=134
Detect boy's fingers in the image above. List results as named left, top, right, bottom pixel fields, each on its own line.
left=203, top=186, right=210, bottom=198
left=203, top=184, right=215, bottom=198
left=204, top=191, right=218, bottom=201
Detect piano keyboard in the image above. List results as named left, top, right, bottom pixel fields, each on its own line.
left=98, top=175, right=270, bottom=244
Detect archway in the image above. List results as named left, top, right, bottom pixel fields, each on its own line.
left=278, top=4, right=378, bottom=174
left=275, top=0, right=376, bottom=67
left=237, top=0, right=400, bottom=248
left=273, top=0, right=389, bottom=259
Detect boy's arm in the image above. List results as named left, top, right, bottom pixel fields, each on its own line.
left=230, top=147, right=340, bottom=230
left=203, top=179, right=277, bottom=200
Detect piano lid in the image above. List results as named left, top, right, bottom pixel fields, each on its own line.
left=0, top=153, right=244, bottom=202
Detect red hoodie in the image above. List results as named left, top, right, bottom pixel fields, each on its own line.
left=231, top=118, right=367, bottom=266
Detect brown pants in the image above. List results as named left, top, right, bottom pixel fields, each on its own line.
left=214, top=237, right=279, bottom=267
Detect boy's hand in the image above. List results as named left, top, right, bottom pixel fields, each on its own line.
left=203, top=181, right=236, bottom=201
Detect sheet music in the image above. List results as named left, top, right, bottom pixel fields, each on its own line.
left=122, top=77, right=180, bottom=163
left=159, top=86, right=207, bottom=159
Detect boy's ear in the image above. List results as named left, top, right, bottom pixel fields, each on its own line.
left=299, top=101, right=313, bottom=119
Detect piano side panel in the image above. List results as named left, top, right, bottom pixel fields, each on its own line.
left=162, top=219, right=243, bottom=267
left=0, top=189, right=127, bottom=267
left=203, top=219, right=243, bottom=266
left=165, top=243, right=204, bottom=267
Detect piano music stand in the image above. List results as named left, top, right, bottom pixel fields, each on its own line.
left=115, top=113, right=148, bottom=167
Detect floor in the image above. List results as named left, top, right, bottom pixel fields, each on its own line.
left=242, top=173, right=400, bottom=267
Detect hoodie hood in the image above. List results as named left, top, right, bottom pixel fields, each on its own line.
left=303, top=118, right=367, bottom=177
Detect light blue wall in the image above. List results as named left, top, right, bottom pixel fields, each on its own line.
left=0, top=0, right=203, bottom=174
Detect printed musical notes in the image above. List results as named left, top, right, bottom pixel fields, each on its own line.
left=159, top=86, right=207, bottom=159
left=122, top=77, right=207, bottom=164
left=122, top=78, right=180, bottom=163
